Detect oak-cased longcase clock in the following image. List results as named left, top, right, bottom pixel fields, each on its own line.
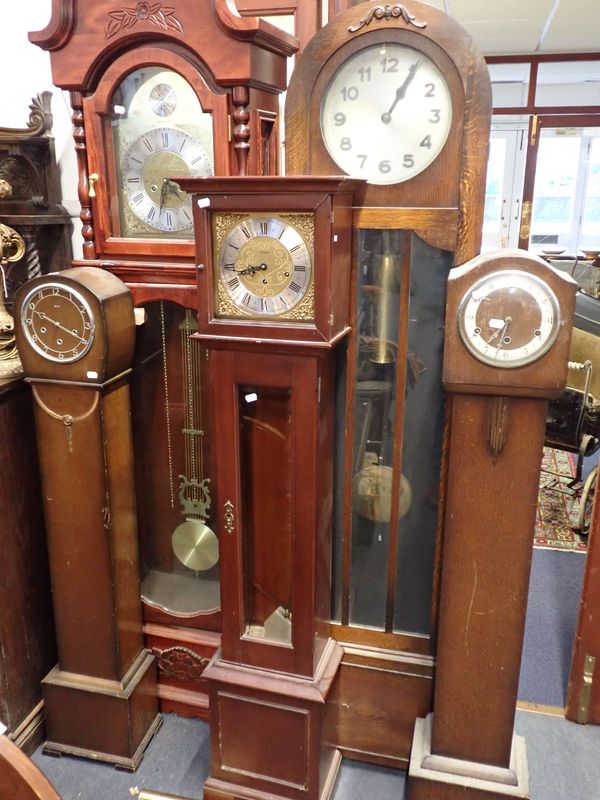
left=30, top=0, right=297, bottom=718
left=14, top=267, right=161, bottom=768
left=285, top=0, right=492, bottom=768
left=175, top=175, right=359, bottom=800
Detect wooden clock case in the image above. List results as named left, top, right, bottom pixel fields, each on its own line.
left=176, top=176, right=358, bottom=800
left=284, top=0, right=491, bottom=768
left=407, top=252, right=576, bottom=799
left=14, top=267, right=161, bottom=768
left=30, top=1, right=298, bottom=719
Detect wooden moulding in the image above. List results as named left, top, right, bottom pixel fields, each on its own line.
left=42, top=650, right=162, bottom=770
left=203, top=639, right=343, bottom=800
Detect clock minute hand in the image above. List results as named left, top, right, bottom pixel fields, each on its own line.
left=35, top=311, right=87, bottom=343
left=487, top=316, right=512, bottom=348
left=382, top=60, right=422, bottom=123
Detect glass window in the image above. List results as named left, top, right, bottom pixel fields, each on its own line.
left=535, top=61, right=600, bottom=108
left=488, top=62, right=530, bottom=108
left=531, top=133, right=582, bottom=246
left=582, top=137, right=600, bottom=240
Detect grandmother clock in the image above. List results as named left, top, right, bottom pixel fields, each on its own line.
left=175, top=175, right=358, bottom=800
left=30, top=1, right=297, bottom=717
left=14, top=267, right=160, bottom=768
left=285, top=0, right=491, bottom=767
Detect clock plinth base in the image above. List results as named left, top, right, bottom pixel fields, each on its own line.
left=407, top=715, right=530, bottom=800
left=203, top=640, right=343, bottom=800
left=41, top=650, right=161, bottom=770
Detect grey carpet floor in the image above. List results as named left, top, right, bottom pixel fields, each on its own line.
left=32, top=708, right=600, bottom=800
left=518, top=547, right=586, bottom=706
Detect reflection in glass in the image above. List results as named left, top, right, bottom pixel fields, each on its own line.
left=239, top=386, right=293, bottom=644
left=349, top=230, right=404, bottom=628
left=337, top=232, right=450, bottom=635
left=394, top=237, right=450, bottom=634
left=132, top=301, right=220, bottom=616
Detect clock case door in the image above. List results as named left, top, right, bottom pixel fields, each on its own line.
left=284, top=0, right=492, bottom=767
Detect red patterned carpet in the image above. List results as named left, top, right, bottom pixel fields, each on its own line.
left=535, top=448, right=588, bottom=551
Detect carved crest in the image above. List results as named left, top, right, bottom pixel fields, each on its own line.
left=348, top=4, right=427, bottom=33
left=153, top=646, right=210, bottom=682
left=106, top=3, right=184, bottom=39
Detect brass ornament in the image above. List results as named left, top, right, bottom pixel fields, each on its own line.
left=353, top=464, right=412, bottom=523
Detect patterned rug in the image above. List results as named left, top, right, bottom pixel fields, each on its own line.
left=535, top=448, right=588, bottom=551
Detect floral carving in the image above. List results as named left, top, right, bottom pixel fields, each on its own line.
left=153, top=646, right=209, bottom=682
left=106, top=3, right=184, bottom=39
left=348, top=4, right=427, bottom=33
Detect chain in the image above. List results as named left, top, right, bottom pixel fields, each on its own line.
left=160, top=301, right=175, bottom=508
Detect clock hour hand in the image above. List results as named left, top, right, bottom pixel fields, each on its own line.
left=381, top=60, right=422, bottom=123
left=487, top=316, right=512, bottom=347
left=34, top=311, right=87, bottom=343
left=236, top=263, right=268, bottom=277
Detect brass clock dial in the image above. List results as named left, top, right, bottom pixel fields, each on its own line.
left=214, top=214, right=314, bottom=320
left=112, top=67, right=215, bottom=239
left=121, top=126, right=212, bottom=233
left=320, top=42, right=452, bottom=184
left=458, top=270, right=561, bottom=368
left=20, top=282, right=95, bottom=363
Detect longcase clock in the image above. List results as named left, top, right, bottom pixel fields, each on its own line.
left=175, top=175, right=358, bottom=800
left=14, top=267, right=161, bottom=768
left=284, top=0, right=491, bottom=768
left=30, top=0, right=297, bottom=718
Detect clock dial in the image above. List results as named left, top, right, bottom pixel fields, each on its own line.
left=122, top=127, right=212, bottom=233
left=216, top=215, right=314, bottom=319
left=149, top=83, right=177, bottom=117
left=21, top=283, right=94, bottom=363
left=320, top=42, right=452, bottom=184
left=458, top=270, right=561, bottom=368
left=112, top=67, right=215, bottom=239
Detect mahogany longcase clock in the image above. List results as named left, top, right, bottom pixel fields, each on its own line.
left=30, top=1, right=297, bottom=718
left=285, top=0, right=491, bottom=769
left=175, top=175, right=358, bottom=800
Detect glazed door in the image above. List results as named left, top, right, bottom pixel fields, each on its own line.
left=518, top=114, right=600, bottom=252
left=482, top=128, right=526, bottom=251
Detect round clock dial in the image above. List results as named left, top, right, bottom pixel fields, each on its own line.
left=458, top=270, right=561, bottom=368
left=320, top=42, right=452, bottom=184
left=21, top=283, right=95, bottom=363
left=149, top=83, right=177, bottom=117
left=218, top=216, right=313, bottom=317
left=121, top=126, right=212, bottom=232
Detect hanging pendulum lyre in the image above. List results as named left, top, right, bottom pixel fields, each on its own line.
left=171, top=309, right=219, bottom=573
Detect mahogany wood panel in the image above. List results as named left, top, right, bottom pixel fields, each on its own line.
left=209, top=347, right=337, bottom=678
left=0, top=378, right=56, bottom=751
left=29, top=1, right=297, bottom=93
left=0, top=732, right=60, bottom=800
left=328, top=647, right=434, bottom=767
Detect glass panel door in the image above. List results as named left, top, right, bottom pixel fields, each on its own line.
left=482, top=128, right=527, bottom=251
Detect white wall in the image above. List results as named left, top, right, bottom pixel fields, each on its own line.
left=0, top=0, right=82, bottom=259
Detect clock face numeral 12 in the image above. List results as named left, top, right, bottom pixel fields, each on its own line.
left=121, top=126, right=212, bottom=232
left=217, top=215, right=313, bottom=318
left=320, top=42, right=452, bottom=184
